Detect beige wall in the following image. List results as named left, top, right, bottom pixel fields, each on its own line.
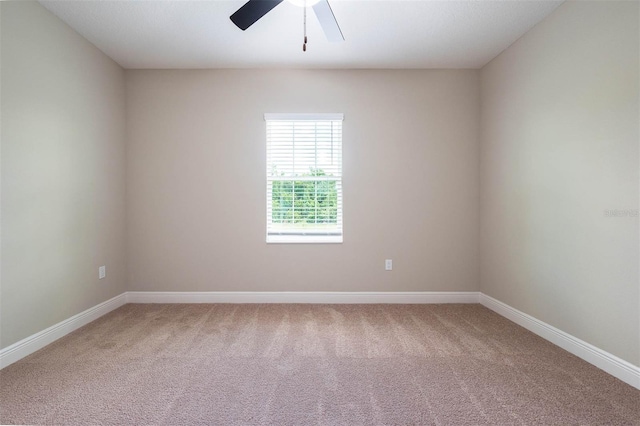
left=126, top=70, right=480, bottom=293
left=0, top=2, right=127, bottom=348
left=480, top=1, right=639, bottom=366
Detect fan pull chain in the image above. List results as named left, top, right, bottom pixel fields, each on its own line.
left=303, top=0, right=307, bottom=52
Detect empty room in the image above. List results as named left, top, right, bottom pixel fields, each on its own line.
left=1, top=0, right=639, bottom=424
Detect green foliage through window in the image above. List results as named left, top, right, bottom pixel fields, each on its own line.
left=271, top=168, right=338, bottom=226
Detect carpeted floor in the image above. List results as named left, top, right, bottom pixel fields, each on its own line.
left=0, top=304, right=638, bottom=425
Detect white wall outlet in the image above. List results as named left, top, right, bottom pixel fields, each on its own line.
left=385, top=259, right=393, bottom=271
left=99, top=266, right=106, bottom=280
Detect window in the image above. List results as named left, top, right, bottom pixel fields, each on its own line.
left=265, top=113, right=343, bottom=243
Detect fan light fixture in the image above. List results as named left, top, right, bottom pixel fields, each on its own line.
left=230, top=0, right=344, bottom=48
left=287, top=0, right=321, bottom=7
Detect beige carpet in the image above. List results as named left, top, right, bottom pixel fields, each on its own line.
left=0, top=304, right=638, bottom=425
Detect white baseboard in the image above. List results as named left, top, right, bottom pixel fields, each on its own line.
left=0, top=293, right=127, bottom=369
left=479, top=293, right=640, bottom=390
left=125, top=291, right=481, bottom=304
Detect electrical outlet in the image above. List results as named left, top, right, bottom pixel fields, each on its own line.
left=385, top=259, right=393, bottom=271
left=99, top=266, right=106, bottom=280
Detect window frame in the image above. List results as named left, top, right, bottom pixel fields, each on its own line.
left=265, top=113, right=344, bottom=244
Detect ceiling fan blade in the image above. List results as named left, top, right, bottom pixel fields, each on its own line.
left=312, top=0, right=344, bottom=42
left=230, top=0, right=284, bottom=31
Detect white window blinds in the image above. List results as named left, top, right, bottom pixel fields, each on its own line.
left=265, top=113, right=343, bottom=243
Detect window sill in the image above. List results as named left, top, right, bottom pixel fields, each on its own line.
left=267, top=235, right=343, bottom=244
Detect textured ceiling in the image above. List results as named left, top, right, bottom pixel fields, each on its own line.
left=39, top=0, right=564, bottom=69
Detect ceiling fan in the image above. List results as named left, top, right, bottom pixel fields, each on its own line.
left=230, top=0, right=344, bottom=47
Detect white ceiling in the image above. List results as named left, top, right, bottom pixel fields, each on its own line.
left=39, top=0, right=564, bottom=69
